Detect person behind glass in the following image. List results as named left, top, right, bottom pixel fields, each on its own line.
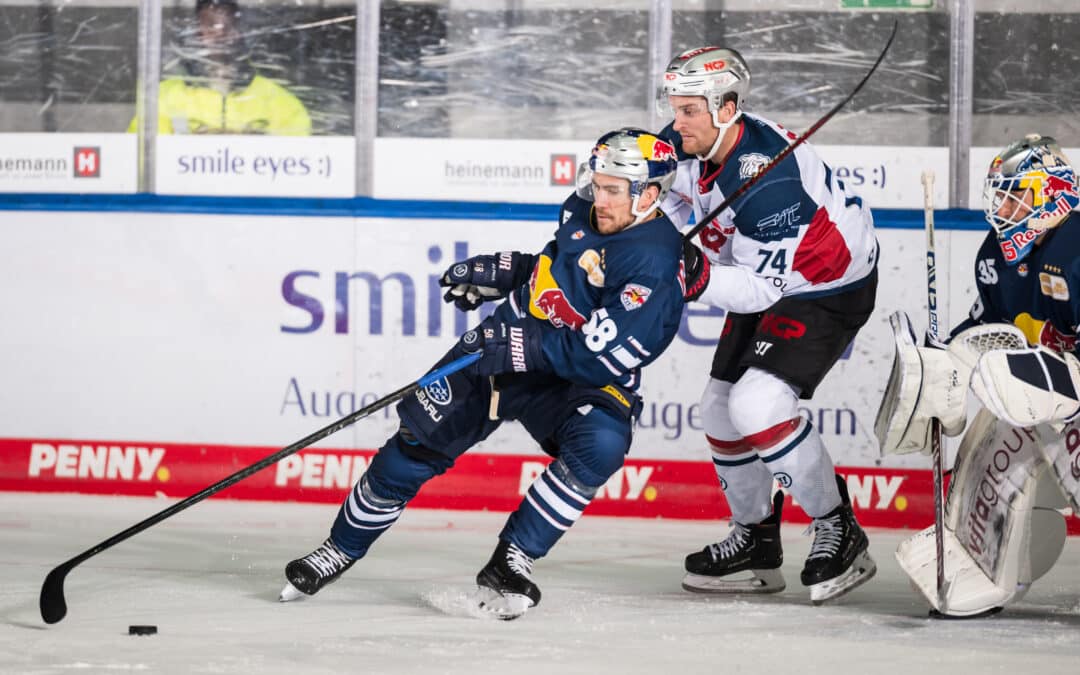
left=279, top=128, right=687, bottom=620
left=657, top=46, right=879, bottom=604
left=127, top=0, right=310, bottom=135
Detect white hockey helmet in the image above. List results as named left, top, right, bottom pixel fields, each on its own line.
left=983, top=133, right=1079, bottom=264
left=576, top=127, right=678, bottom=225
left=657, top=46, right=750, bottom=159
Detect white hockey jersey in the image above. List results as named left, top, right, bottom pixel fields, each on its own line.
left=660, top=114, right=878, bottom=312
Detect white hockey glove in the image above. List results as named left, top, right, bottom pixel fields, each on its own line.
left=875, top=311, right=970, bottom=455
left=970, top=345, right=1080, bottom=429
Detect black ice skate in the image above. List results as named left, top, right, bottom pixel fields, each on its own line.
left=800, top=476, right=876, bottom=605
left=682, top=491, right=785, bottom=594
left=474, top=539, right=541, bottom=620
left=279, top=537, right=357, bottom=602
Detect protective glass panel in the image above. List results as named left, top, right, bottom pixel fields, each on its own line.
left=972, top=2, right=1079, bottom=148
left=153, top=0, right=355, bottom=136
left=0, top=0, right=138, bottom=132
left=378, top=1, right=652, bottom=141
left=672, top=3, right=949, bottom=147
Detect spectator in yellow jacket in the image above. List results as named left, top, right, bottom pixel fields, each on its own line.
left=129, top=0, right=311, bottom=135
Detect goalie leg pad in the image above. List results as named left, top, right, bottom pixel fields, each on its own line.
left=1037, top=419, right=1080, bottom=511
left=898, top=413, right=1064, bottom=616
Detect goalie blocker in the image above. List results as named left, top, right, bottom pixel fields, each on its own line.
left=876, top=311, right=1080, bottom=616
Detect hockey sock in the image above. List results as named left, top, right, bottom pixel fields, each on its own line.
left=754, top=418, right=841, bottom=518
left=708, top=435, right=774, bottom=524
left=330, top=432, right=451, bottom=558
left=500, top=458, right=596, bottom=559
left=329, top=472, right=406, bottom=559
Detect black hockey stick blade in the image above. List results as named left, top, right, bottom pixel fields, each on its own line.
left=39, top=352, right=480, bottom=624
left=683, top=19, right=898, bottom=243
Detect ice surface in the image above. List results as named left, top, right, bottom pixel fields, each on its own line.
left=3, top=493, right=1080, bottom=674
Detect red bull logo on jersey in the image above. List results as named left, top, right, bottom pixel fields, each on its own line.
left=528, top=255, right=587, bottom=330
left=620, top=283, right=652, bottom=312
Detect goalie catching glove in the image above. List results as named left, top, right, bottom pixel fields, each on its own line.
left=439, top=252, right=536, bottom=311
left=457, top=317, right=547, bottom=377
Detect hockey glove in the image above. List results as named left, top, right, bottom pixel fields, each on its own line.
left=458, top=319, right=547, bottom=376
left=440, top=252, right=536, bottom=311
left=682, top=240, right=711, bottom=303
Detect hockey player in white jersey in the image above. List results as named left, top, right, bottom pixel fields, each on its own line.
left=878, top=134, right=1080, bottom=617
left=657, top=46, right=879, bottom=604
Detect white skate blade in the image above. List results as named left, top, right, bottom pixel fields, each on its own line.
left=278, top=582, right=306, bottom=603
left=473, top=586, right=534, bottom=621
left=682, top=567, right=785, bottom=594
left=809, top=550, right=877, bottom=605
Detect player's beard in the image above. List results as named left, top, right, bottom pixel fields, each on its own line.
left=594, top=208, right=630, bottom=234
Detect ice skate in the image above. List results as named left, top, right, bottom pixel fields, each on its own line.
left=474, top=540, right=541, bottom=620
left=682, top=491, right=785, bottom=594
left=279, top=537, right=357, bottom=602
left=801, top=477, right=876, bottom=605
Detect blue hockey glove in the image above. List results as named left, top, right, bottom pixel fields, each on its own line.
left=682, top=240, right=711, bottom=302
left=439, top=252, right=536, bottom=311
left=458, top=319, right=547, bottom=376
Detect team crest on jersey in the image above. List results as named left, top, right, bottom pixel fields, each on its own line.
left=738, top=153, right=770, bottom=180
left=424, top=377, right=453, bottom=406
left=1039, top=272, right=1070, bottom=301
left=1017, top=263, right=1029, bottom=277
left=572, top=229, right=585, bottom=240
left=620, top=283, right=652, bottom=311
left=577, top=249, right=605, bottom=287
left=528, top=255, right=587, bottom=330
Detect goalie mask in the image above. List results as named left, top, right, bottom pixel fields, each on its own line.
left=576, top=127, right=678, bottom=226
left=982, top=134, right=1079, bottom=265
left=656, top=46, right=750, bottom=160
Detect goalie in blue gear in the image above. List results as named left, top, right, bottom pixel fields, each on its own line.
left=878, top=134, right=1080, bottom=617
left=280, top=128, right=692, bottom=619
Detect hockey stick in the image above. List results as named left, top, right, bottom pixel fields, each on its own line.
left=39, top=351, right=481, bottom=625
left=921, top=170, right=949, bottom=615
left=682, top=20, right=897, bottom=244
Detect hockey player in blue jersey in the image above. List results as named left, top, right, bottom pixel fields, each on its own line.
left=279, top=128, right=686, bottom=619
left=879, top=134, right=1080, bottom=616
left=952, top=134, right=1080, bottom=350
left=656, top=46, right=878, bottom=604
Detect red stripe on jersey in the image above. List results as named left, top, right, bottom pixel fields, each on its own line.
left=792, top=207, right=852, bottom=284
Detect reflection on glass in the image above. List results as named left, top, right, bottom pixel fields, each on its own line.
left=377, top=4, right=651, bottom=140
left=130, top=0, right=354, bottom=136
left=672, top=7, right=949, bottom=146
left=0, top=0, right=138, bottom=132
left=973, top=9, right=1080, bottom=146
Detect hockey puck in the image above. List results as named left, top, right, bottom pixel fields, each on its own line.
left=128, top=625, right=157, bottom=636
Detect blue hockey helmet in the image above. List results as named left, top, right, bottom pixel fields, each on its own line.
left=983, top=134, right=1079, bottom=264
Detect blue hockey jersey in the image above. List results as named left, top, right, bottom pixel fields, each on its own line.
left=508, top=193, right=685, bottom=389
left=954, top=213, right=1080, bottom=355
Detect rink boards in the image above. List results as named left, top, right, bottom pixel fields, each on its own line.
left=3, top=204, right=1076, bottom=531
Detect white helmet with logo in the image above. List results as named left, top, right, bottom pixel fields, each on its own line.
left=657, top=46, right=750, bottom=160
left=576, top=127, right=678, bottom=226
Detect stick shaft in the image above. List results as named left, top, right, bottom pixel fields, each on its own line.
left=40, top=351, right=480, bottom=623
left=922, top=170, right=948, bottom=613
